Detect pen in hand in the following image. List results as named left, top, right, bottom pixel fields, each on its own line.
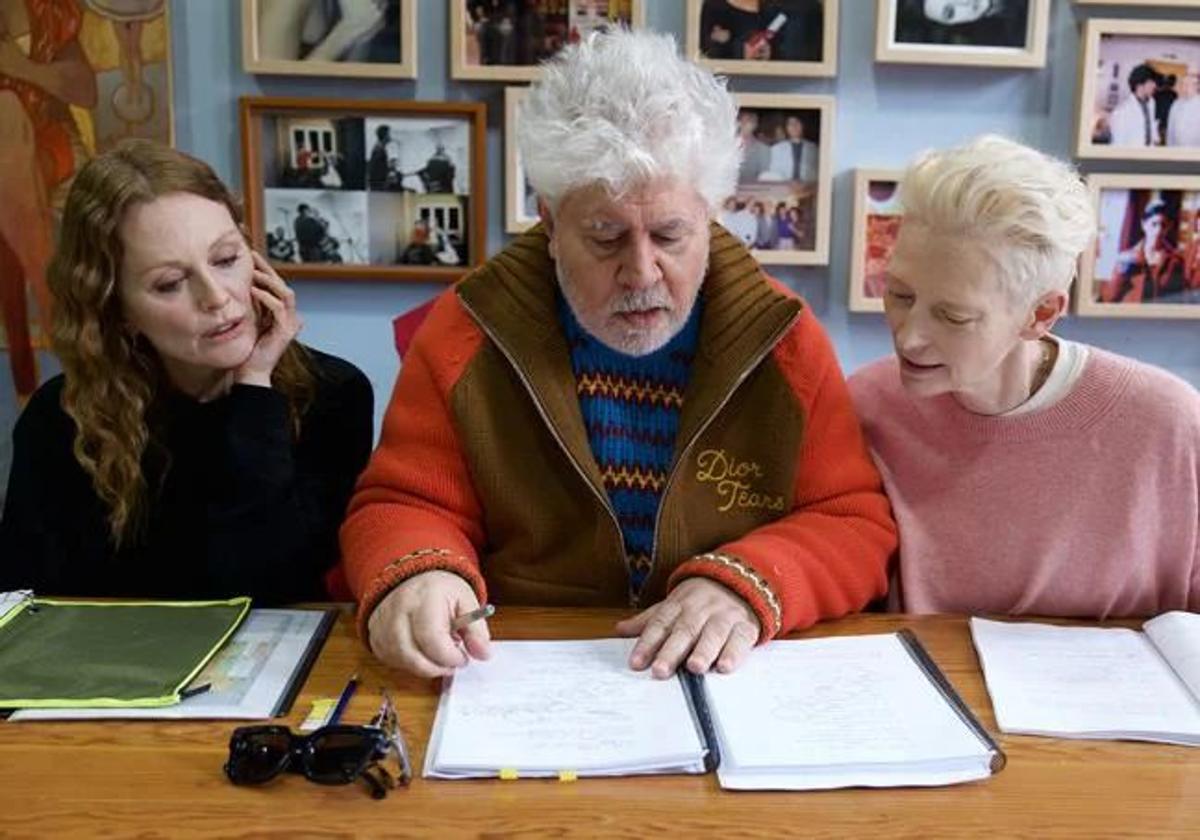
left=451, top=603, right=495, bottom=633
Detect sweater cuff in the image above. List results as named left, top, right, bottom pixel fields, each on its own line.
left=356, top=548, right=488, bottom=641
left=668, top=552, right=782, bottom=643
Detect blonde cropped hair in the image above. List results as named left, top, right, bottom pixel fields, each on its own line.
left=898, top=135, right=1097, bottom=305
left=517, top=28, right=739, bottom=213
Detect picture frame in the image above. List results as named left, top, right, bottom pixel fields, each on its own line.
left=1076, top=172, right=1200, bottom=319
left=848, top=168, right=903, bottom=314
left=504, top=87, right=540, bottom=234
left=874, top=0, right=1050, bottom=68
left=1074, top=1, right=1200, bottom=6
left=241, top=0, right=418, bottom=79
left=725, top=93, right=836, bottom=266
left=685, top=0, right=838, bottom=78
left=239, top=96, right=486, bottom=283
left=450, top=1, right=646, bottom=82
left=1074, top=18, right=1200, bottom=163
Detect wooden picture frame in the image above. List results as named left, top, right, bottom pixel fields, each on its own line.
left=504, top=87, right=540, bottom=234
left=726, top=93, right=835, bottom=267
left=848, top=168, right=903, bottom=314
left=239, top=97, right=486, bottom=283
left=450, top=1, right=645, bottom=82
left=242, top=0, right=418, bottom=78
left=875, top=0, right=1050, bottom=68
left=1076, top=172, right=1200, bottom=319
left=1075, top=18, right=1200, bottom=163
left=685, top=0, right=838, bottom=78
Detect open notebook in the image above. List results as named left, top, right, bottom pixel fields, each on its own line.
left=971, top=612, right=1200, bottom=746
left=424, top=634, right=1004, bottom=789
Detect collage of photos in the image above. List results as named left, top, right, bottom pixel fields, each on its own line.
left=254, top=110, right=475, bottom=274
left=452, top=0, right=642, bottom=80
left=687, top=0, right=836, bottom=76
left=242, top=0, right=417, bottom=78
left=848, top=170, right=903, bottom=313
left=1088, top=186, right=1200, bottom=310
left=723, top=96, right=832, bottom=264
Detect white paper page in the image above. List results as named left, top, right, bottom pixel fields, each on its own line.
left=705, top=634, right=990, bottom=775
left=1144, top=612, right=1200, bottom=706
left=428, top=639, right=705, bottom=775
left=971, top=618, right=1200, bottom=741
left=11, top=609, right=326, bottom=720
left=0, top=591, right=32, bottom=624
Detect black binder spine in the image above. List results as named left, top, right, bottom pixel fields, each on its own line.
left=680, top=670, right=721, bottom=772
left=897, top=629, right=1007, bottom=774
left=270, top=608, right=339, bottom=717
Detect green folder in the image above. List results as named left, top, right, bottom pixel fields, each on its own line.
left=0, top=596, right=251, bottom=709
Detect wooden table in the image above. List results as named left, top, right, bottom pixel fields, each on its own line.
left=0, top=609, right=1197, bottom=838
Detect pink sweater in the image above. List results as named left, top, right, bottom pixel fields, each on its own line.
left=848, top=349, right=1200, bottom=617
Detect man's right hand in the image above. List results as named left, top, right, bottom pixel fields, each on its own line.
left=367, top=570, right=492, bottom=677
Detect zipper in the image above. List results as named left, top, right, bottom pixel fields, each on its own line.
left=649, top=310, right=802, bottom=582
left=457, top=295, right=630, bottom=588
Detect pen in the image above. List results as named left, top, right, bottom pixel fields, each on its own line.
left=328, top=673, right=358, bottom=725
left=451, top=603, right=495, bottom=632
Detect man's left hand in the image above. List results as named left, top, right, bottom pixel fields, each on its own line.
left=615, top=577, right=760, bottom=679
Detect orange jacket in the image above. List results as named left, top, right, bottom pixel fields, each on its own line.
left=340, top=225, right=896, bottom=639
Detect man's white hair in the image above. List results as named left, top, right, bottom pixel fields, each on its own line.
left=898, top=135, right=1097, bottom=304
left=517, top=28, right=739, bottom=213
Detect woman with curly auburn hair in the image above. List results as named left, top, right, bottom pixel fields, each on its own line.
left=0, top=139, right=373, bottom=603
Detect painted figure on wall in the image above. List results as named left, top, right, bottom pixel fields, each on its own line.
left=0, top=0, right=170, bottom=400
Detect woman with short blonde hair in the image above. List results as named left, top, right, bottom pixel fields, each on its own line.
left=849, top=135, right=1200, bottom=617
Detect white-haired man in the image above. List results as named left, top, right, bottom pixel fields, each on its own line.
left=341, top=30, right=896, bottom=679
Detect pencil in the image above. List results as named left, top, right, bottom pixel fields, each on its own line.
left=450, top=603, right=495, bottom=632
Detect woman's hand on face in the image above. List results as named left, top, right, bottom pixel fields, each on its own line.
left=233, top=251, right=302, bottom=388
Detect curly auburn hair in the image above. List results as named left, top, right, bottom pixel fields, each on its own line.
left=48, top=139, right=314, bottom=546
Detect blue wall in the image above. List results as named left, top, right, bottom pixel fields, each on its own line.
left=2, top=0, right=1198, bottom=498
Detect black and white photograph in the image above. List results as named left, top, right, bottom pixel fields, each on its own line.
left=1077, top=19, right=1200, bottom=161
left=243, top=0, right=418, bottom=78
left=726, top=94, right=834, bottom=265
left=875, top=0, right=1048, bottom=67
left=264, top=187, right=369, bottom=265
left=241, top=97, right=486, bottom=281
left=451, top=0, right=644, bottom=81
left=363, top=117, right=470, bottom=194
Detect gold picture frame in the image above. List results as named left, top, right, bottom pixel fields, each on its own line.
left=450, top=0, right=646, bottom=82
left=242, top=0, right=418, bottom=79
left=875, top=0, right=1050, bottom=68
left=848, top=168, right=903, bottom=314
left=1076, top=172, right=1200, bottom=319
left=727, top=93, right=836, bottom=267
left=685, top=0, right=838, bottom=78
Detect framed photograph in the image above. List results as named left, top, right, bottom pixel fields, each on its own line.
left=504, top=87, right=540, bottom=234
left=1075, top=18, right=1200, bottom=162
left=725, top=94, right=835, bottom=266
left=1, top=0, right=173, bottom=399
left=1076, top=173, right=1200, bottom=319
left=1074, top=1, right=1200, bottom=6
left=875, top=0, right=1050, bottom=68
left=848, top=168, right=903, bottom=313
left=685, top=0, right=838, bottom=78
left=242, top=0, right=417, bottom=78
left=450, top=0, right=646, bottom=82
left=239, top=97, right=486, bottom=283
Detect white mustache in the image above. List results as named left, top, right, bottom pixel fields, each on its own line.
left=609, top=289, right=672, bottom=315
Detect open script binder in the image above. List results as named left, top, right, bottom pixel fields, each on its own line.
left=971, top=612, right=1200, bottom=746
left=424, top=633, right=1004, bottom=789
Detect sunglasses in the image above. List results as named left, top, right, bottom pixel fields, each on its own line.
left=224, top=689, right=412, bottom=799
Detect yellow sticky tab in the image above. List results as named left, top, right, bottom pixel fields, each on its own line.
left=499, top=768, right=519, bottom=780
left=558, top=770, right=577, bottom=782
left=300, top=698, right=335, bottom=731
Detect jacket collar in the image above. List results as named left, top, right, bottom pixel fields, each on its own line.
left=456, top=222, right=803, bottom=482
